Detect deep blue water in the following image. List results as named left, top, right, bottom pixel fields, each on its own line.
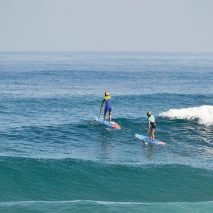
left=0, top=52, right=213, bottom=212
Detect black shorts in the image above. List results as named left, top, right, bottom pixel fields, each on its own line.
left=151, top=124, right=156, bottom=130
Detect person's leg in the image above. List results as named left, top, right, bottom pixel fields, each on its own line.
left=109, top=112, right=112, bottom=122
left=104, top=112, right=106, bottom=121
left=151, top=128, right=155, bottom=140
left=109, top=108, right=112, bottom=122
left=104, top=107, right=108, bottom=121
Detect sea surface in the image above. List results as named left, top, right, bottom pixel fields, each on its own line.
left=0, top=51, right=213, bottom=212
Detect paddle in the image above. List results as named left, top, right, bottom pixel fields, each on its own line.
left=98, top=109, right=102, bottom=121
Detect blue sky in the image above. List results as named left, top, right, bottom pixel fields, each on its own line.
left=0, top=0, right=212, bottom=52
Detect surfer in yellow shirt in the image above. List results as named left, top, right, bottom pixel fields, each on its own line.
left=100, top=91, right=112, bottom=122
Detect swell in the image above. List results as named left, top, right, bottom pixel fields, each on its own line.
left=0, top=157, right=213, bottom=202
left=0, top=116, right=213, bottom=163
left=1, top=200, right=213, bottom=213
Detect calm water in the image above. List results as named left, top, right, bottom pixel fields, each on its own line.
left=0, top=52, right=213, bottom=212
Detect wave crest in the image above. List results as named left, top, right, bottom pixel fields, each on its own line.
left=159, top=105, right=213, bottom=126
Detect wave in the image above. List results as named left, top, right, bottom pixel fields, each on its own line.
left=1, top=200, right=213, bottom=213
left=1, top=199, right=213, bottom=205
left=1, top=155, right=213, bottom=171
left=0, top=157, right=213, bottom=203
left=159, top=105, right=213, bottom=126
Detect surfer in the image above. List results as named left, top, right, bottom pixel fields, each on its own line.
left=100, top=91, right=112, bottom=122
left=147, top=112, right=156, bottom=140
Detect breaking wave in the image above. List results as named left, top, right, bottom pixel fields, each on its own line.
left=160, top=105, right=213, bottom=126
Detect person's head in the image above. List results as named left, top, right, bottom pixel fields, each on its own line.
left=147, top=112, right=151, bottom=117
left=105, top=91, right=110, bottom=96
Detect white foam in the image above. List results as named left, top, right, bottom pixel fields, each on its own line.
left=1, top=200, right=213, bottom=206
left=159, top=105, right=213, bottom=126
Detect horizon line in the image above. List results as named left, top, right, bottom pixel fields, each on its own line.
left=1, top=50, right=213, bottom=54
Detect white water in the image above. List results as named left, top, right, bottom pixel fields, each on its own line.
left=159, top=105, right=213, bottom=126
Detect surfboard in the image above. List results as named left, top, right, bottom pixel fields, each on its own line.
left=95, top=117, right=121, bottom=129
left=135, top=133, right=166, bottom=145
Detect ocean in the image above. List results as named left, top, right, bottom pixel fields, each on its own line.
left=0, top=51, right=213, bottom=212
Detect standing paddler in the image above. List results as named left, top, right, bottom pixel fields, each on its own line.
left=100, top=91, right=112, bottom=122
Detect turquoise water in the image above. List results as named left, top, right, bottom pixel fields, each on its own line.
left=0, top=52, right=213, bottom=212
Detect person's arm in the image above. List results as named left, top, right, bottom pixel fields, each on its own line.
left=100, top=99, right=105, bottom=113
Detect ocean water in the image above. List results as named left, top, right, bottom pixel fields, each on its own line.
left=0, top=51, right=213, bottom=212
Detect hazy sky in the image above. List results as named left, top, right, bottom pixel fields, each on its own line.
left=0, top=0, right=212, bottom=52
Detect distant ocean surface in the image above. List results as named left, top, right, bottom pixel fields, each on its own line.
left=0, top=51, right=213, bottom=212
